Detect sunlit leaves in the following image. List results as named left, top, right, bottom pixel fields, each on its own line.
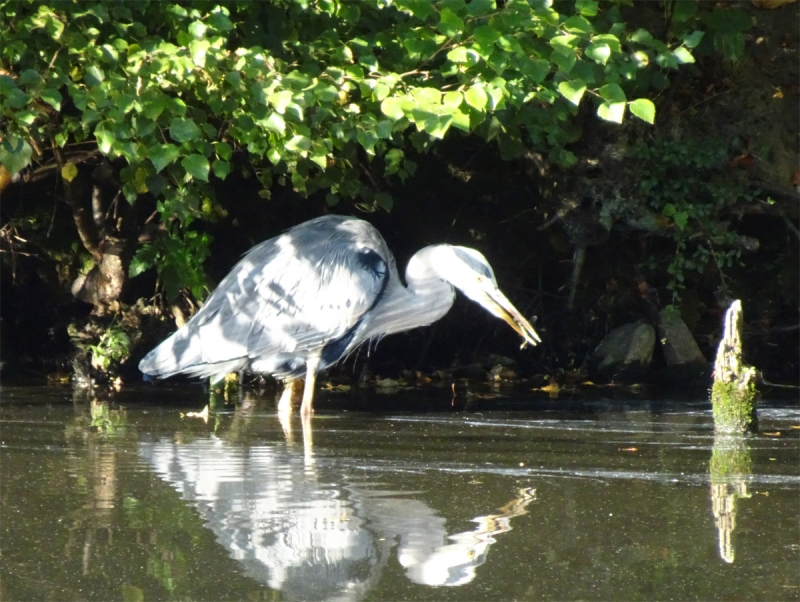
left=465, top=85, right=488, bottom=112
left=1, top=0, right=714, bottom=300
left=585, top=43, right=610, bottom=65
left=672, top=47, right=695, bottom=64
left=597, top=83, right=627, bottom=123
left=629, top=98, right=656, bottom=124
left=558, top=80, right=587, bottom=106
left=381, top=97, right=404, bottom=120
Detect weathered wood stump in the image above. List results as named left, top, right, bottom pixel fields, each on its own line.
left=711, top=300, right=757, bottom=433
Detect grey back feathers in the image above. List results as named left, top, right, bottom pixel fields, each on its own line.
left=139, top=215, right=393, bottom=382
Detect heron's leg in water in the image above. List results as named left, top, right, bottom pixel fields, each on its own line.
left=277, top=379, right=302, bottom=414
left=300, top=355, right=321, bottom=416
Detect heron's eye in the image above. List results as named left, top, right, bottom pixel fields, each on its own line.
left=476, top=275, right=484, bottom=283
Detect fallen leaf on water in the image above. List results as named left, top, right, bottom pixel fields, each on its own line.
left=322, top=383, right=350, bottom=392
left=183, top=405, right=209, bottom=423
left=763, top=431, right=781, bottom=437
left=790, top=425, right=800, bottom=429
left=619, top=447, right=638, bottom=452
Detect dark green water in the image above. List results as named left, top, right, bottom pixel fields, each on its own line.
left=1, top=385, right=798, bottom=601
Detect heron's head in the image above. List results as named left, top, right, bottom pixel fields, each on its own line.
left=422, top=245, right=541, bottom=348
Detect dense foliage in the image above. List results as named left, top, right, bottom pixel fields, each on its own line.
left=1, top=0, right=708, bottom=303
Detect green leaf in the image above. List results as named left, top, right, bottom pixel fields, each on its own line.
left=373, top=83, right=391, bottom=101
left=563, top=15, right=594, bottom=35
left=397, top=0, right=433, bottom=20
left=95, top=128, right=115, bottom=155
left=182, top=154, right=210, bottom=181
left=169, top=118, right=201, bottom=143
left=465, top=85, right=488, bottom=111
left=682, top=30, right=704, bottom=49
left=576, top=0, right=599, bottom=17
left=411, top=87, right=441, bottom=105
left=438, top=7, right=464, bottom=37
left=466, top=0, right=493, bottom=16
left=446, top=46, right=469, bottom=63
left=496, top=35, right=522, bottom=54
left=214, top=141, right=232, bottom=161
left=672, top=47, right=695, bottom=64
left=313, top=82, right=339, bottom=103
left=629, top=98, right=655, bottom=124
left=212, top=159, right=231, bottom=180
left=263, top=112, right=286, bottom=133
left=656, top=51, right=679, bottom=70
left=450, top=107, right=471, bottom=132
left=357, top=129, right=379, bottom=155
left=515, top=57, right=550, bottom=83
left=591, top=34, right=622, bottom=54
left=85, top=64, right=105, bottom=86
left=558, top=80, right=586, bottom=106
left=40, top=88, right=62, bottom=111
left=597, top=101, right=626, bottom=123
left=473, top=25, right=501, bottom=48
left=14, top=110, right=36, bottom=126
left=381, top=97, right=405, bottom=120
left=551, top=47, right=576, bottom=73
left=0, top=137, right=32, bottom=174
left=598, top=83, right=626, bottom=103
left=18, top=69, right=42, bottom=87
left=188, top=20, right=207, bottom=38
left=268, top=90, right=293, bottom=113
left=630, top=29, right=654, bottom=46
left=189, top=39, right=209, bottom=67
left=310, top=153, right=328, bottom=169
left=129, top=244, right=159, bottom=278
left=0, top=75, right=16, bottom=95
left=442, top=91, right=463, bottom=108
left=585, top=43, right=610, bottom=65
left=285, top=135, right=312, bottom=152
left=375, top=192, right=393, bottom=212
left=148, top=144, right=180, bottom=172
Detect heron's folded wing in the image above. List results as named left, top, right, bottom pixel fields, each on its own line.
left=196, top=235, right=388, bottom=365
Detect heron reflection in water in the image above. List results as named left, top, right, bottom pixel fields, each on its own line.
left=140, top=215, right=541, bottom=413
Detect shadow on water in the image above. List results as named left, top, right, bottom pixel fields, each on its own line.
left=1, top=384, right=798, bottom=601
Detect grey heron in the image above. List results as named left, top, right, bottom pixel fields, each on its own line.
left=139, top=215, right=541, bottom=414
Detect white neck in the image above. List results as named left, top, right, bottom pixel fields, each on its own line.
left=353, top=246, right=456, bottom=342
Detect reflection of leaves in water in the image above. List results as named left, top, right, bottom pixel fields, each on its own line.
left=90, top=401, right=129, bottom=437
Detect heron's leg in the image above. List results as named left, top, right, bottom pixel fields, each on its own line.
left=301, top=412, right=314, bottom=464
left=300, top=356, right=320, bottom=416
left=277, top=379, right=301, bottom=415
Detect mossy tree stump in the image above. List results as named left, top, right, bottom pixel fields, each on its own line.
left=711, top=300, right=757, bottom=433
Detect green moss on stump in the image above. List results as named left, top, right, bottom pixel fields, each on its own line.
left=711, top=378, right=757, bottom=434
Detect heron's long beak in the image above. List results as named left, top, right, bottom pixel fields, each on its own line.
left=478, top=285, right=542, bottom=349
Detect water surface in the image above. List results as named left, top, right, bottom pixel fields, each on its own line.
left=1, top=385, right=798, bottom=601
